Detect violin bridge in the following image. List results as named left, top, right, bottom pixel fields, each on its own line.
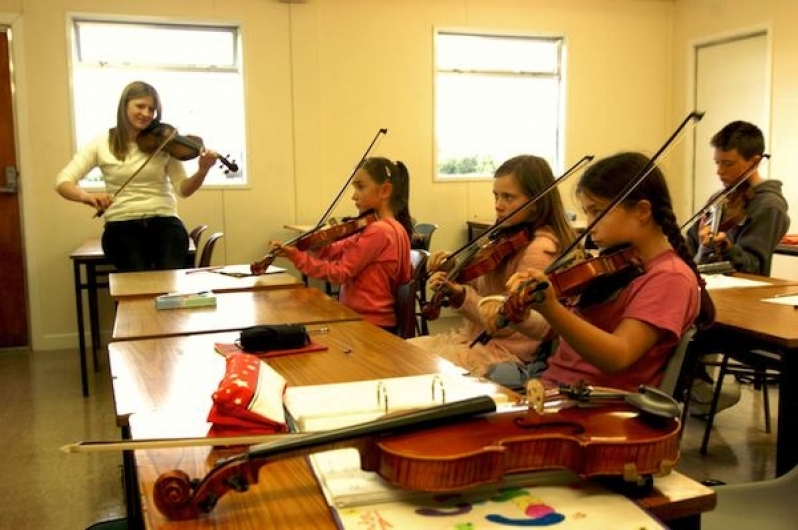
left=525, top=379, right=545, bottom=414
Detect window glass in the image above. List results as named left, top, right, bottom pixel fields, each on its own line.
left=435, top=31, right=564, bottom=180
left=70, top=19, right=246, bottom=187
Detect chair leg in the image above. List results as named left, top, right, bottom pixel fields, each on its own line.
left=760, top=371, right=772, bottom=434
left=700, top=354, right=730, bottom=455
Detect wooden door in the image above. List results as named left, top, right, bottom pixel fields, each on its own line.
left=0, top=30, right=28, bottom=348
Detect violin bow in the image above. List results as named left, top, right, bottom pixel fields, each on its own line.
left=679, top=153, right=770, bottom=231
left=285, top=128, right=388, bottom=245
left=472, top=110, right=705, bottom=346
left=94, top=127, right=178, bottom=218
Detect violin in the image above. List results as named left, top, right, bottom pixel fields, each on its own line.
left=250, top=210, right=379, bottom=275
left=137, top=121, right=240, bottom=174
left=471, top=247, right=644, bottom=345
left=421, top=225, right=534, bottom=321
left=150, top=391, right=680, bottom=520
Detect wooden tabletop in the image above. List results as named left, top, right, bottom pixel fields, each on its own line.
left=709, top=280, right=798, bottom=348
left=109, top=266, right=302, bottom=298
left=108, top=321, right=464, bottom=430
left=112, top=287, right=361, bottom=341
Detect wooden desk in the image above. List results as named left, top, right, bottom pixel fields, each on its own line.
left=702, top=280, right=798, bottom=476
left=108, top=323, right=714, bottom=529
left=109, top=266, right=302, bottom=298
left=109, top=321, right=463, bottom=527
left=112, top=287, right=360, bottom=341
left=69, top=238, right=196, bottom=396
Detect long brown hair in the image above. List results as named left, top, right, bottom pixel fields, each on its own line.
left=494, top=155, right=577, bottom=253
left=108, top=81, right=162, bottom=160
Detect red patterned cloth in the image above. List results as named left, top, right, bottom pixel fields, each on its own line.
left=207, top=352, right=289, bottom=437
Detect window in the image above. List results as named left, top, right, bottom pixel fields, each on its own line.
left=435, top=30, right=564, bottom=180
left=70, top=18, right=247, bottom=187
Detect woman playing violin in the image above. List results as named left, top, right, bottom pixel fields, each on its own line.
left=270, top=157, right=413, bottom=332
left=55, top=81, right=218, bottom=271
left=409, top=155, right=576, bottom=380
left=482, top=152, right=713, bottom=392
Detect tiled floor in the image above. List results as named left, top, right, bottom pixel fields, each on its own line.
left=0, top=321, right=778, bottom=529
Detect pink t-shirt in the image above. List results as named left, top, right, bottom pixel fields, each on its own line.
left=284, top=218, right=411, bottom=327
left=543, top=249, right=699, bottom=392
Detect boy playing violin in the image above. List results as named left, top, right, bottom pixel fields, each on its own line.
left=686, top=121, right=790, bottom=415
left=687, top=120, right=790, bottom=275
left=480, top=152, right=714, bottom=393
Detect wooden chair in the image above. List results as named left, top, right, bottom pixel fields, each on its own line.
left=198, top=232, right=224, bottom=268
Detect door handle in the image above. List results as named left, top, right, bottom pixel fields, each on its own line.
left=1, top=165, right=18, bottom=193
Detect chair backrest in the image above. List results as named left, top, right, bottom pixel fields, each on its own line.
left=658, top=324, right=697, bottom=434
left=198, top=232, right=224, bottom=268
left=412, top=223, right=439, bottom=251
left=189, top=224, right=209, bottom=248
left=660, top=324, right=697, bottom=399
left=394, top=281, right=417, bottom=339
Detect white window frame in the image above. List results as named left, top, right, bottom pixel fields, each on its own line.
left=68, top=16, right=248, bottom=189
left=434, top=29, right=565, bottom=181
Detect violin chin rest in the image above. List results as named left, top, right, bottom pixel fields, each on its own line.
left=625, top=386, right=681, bottom=419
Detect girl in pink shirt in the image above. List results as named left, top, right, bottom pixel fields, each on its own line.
left=272, top=157, right=413, bottom=331
left=482, top=152, right=715, bottom=392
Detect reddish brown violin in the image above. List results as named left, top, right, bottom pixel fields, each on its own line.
left=151, top=390, right=680, bottom=520
left=421, top=225, right=534, bottom=321
left=137, top=121, right=239, bottom=174
left=250, top=211, right=378, bottom=274
left=502, top=246, right=643, bottom=321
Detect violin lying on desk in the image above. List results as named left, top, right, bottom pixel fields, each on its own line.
left=151, top=386, right=680, bottom=520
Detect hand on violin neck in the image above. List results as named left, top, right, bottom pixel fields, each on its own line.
left=428, top=271, right=465, bottom=307
left=427, top=251, right=454, bottom=273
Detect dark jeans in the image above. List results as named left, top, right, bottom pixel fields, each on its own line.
left=102, top=216, right=189, bottom=272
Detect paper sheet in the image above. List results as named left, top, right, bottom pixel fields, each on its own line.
left=702, top=274, right=771, bottom=290
left=761, top=294, right=798, bottom=306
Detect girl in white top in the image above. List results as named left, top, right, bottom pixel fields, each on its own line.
left=56, top=81, right=217, bottom=271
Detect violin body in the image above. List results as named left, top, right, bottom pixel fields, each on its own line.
left=151, top=393, right=678, bottom=520
left=249, top=211, right=379, bottom=275
left=500, top=247, right=644, bottom=325
left=421, top=225, right=534, bottom=321
left=137, top=121, right=239, bottom=174
left=295, top=211, right=379, bottom=251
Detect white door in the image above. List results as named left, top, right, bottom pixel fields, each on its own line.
left=691, top=31, right=769, bottom=213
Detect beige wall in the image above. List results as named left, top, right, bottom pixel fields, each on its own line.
left=3, top=0, right=683, bottom=350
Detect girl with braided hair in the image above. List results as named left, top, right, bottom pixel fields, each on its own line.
left=481, top=152, right=714, bottom=392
